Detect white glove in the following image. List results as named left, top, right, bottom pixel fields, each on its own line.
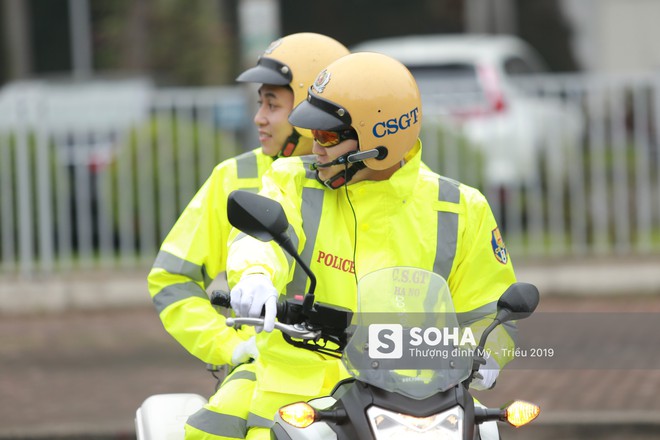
left=230, top=273, right=278, bottom=332
left=231, top=336, right=259, bottom=365
left=471, top=354, right=500, bottom=390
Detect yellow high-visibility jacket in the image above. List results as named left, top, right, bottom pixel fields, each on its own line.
left=226, top=140, right=517, bottom=409
left=147, top=147, right=274, bottom=365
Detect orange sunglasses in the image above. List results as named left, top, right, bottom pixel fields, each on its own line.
left=312, top=129, right=358, bottom=147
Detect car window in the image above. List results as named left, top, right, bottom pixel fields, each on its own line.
left=408, top=63, right=477, bottom=81
left=504, top=56, right=539, bottom=76
left=407, top=64, right=487, bottom=112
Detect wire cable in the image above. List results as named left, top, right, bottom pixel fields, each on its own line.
left=342, top=163, right=359, bottom=286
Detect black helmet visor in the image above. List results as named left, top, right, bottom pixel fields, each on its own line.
left=288, top=90, right=352, bottom=132
left=236, top=57, right=292, bottom=86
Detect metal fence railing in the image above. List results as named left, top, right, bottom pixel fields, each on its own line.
left=426, top=71, right=660, bottom=257
left=0, top=81, right=249, bottom=276
left=420, top=72, right=660, bottom=259
left=2, top=72, right=660, bottom=277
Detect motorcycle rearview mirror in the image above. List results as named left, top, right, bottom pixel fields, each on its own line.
left=227, top=190, right=317, bottom=295
left=472, top=282, right=540, bottom=375
left=495, top=282, right=540, bottom=324
left=227, top=190, right=289, bottom=243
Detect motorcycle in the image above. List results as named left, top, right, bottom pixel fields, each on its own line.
left=222, top=190, right=541, bottom=440
left=135, top=189, right=541, bottom=440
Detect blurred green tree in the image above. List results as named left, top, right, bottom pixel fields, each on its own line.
left=92, top=0, right=238, bottom=85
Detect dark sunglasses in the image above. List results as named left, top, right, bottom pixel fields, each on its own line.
left=312, top=129, right=358, bottom=148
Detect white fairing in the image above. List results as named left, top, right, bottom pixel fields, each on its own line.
left=475, top=403, right=499, bottom=440
left=135, top=393, right=206, bottom=440
left=479, top=420, right=500, bottom=440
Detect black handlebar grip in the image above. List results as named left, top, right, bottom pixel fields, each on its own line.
left=210, top=290, right=232, bottom=308
left=211, top=289, right=291, bottom=321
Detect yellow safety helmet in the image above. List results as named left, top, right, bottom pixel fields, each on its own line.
left=236, top=33, right=350, bottom=141
left=288, top=52, right=422, bottom=170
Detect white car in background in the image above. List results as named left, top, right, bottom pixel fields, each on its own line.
left=352, top=34, right=584, bottom=188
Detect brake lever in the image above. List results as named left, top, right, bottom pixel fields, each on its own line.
left=226, top=317, right=321, bottom=339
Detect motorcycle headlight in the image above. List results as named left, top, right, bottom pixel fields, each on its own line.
left=367, top=406, right=463, bottom=440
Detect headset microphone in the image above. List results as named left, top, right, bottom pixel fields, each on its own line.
left=309, top=155, right=348, bottom=170
left=347, top=149, right=380, bottom=163
left=310, top=158, right=342, bottom=170
left=310, top=148, right=384, bottom=171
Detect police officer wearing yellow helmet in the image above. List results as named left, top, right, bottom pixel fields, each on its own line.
left=226, top=52, right=517, bottom=439
left=146, top=33, right=349, bottom=440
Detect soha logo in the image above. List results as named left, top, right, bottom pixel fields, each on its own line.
left=369, top=324, right=403, bottom=359
left=368, top=324, right=476, bottom=360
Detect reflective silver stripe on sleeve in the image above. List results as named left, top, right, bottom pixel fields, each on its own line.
left=229, top=227, right=298, bottom=272
left=433, top=177, right=460, bottom=280
left=153, top=250, right=212, bottom=287
left=186, top=407, right=247, bottom=438
left=285, top=224, right=299, bottom=269
left=222, top=369, right=256, bottom=385
left=236, top=151, right=258, bottom=179
left=152, top=281, right=208, bottom=314
left=237, top=187, right=259, bottom=194
left=247, top=412, right=275, bottom=429
left=456, top=301, right=497, bottom=325
left=457, top=301, right=518, bottom=343
left=288, top=187, right=324, bottom=296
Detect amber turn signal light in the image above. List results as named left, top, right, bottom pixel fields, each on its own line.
left=279, top=402, right=317, bottom=428
left=505, top=400, right=541, bottom=427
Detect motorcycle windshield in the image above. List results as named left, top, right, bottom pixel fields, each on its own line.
left=342, top=267, right=473, bottom=400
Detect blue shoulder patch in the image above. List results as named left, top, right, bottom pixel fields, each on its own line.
left=491, top=227, right=508, bottom=265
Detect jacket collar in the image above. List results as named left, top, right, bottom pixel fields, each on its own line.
left=347, top=138, right=422, bottom=201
